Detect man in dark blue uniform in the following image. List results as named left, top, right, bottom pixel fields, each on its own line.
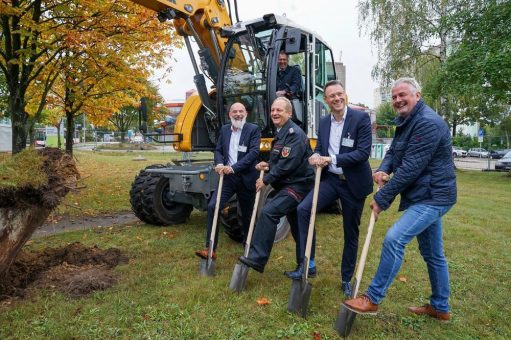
left=195, top=102, right=260, bottom=260
left=288, top=80, right=373, bottom=299
left=239, top=97, right=314, bottom=273
left=276, top=51, right=303, bottom=126
left=276, top=51, right=302, bottom=100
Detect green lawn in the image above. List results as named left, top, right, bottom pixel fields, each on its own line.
left=0, top=152, right=510, bottom=339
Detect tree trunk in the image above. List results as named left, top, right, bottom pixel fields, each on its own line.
left=9, top=93, right=28, bottom=154
left=57, top=121, right=62, bottom=148
left=65, top=112, right=75, bottom=155
left=0, top=207, right=51, bottom=277
left=452, top=116, right=457, bottom=137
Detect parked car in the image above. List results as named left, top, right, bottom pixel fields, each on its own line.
left=489, top=149, right=511, bottom=159
left=467, top=148, right=489, bottom=158
left=452, top=147, right=467, bottom=158
left=495, top=151, right=511, bottom=171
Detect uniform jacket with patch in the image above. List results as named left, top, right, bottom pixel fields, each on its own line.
left=263, top=119, right=314, bottom=194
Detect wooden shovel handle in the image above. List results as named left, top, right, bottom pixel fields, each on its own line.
left=243, top=170, right=265, bottom=257
left=352, top=179, right=388, bottom=296
left=208, top=172, right=224, bottom=259
left=303, top=166, right=322, bottom=281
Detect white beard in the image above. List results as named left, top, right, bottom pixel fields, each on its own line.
left=231, top=117, right=246, bottom=130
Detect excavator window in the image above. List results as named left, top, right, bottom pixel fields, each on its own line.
left=221, top=29, right=273, bottom=131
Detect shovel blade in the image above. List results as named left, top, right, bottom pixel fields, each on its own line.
left=334, top=303, right=357, bottom=337
left=199, top=258, right=216, bottom=277
left=287, top=279, right=312, bottom=318
left=229, top=263, right=249, bottom=293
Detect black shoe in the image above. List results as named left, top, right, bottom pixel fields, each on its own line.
left=284, top=264, right=317, bottom=280
left=239, top=256, right=264, bottom=273
left=342, top=281, right=353, bottom=298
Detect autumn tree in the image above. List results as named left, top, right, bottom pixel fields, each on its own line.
left=1, top=0, right=180, bottom=154
left=108, top=106, right=138, bottom=142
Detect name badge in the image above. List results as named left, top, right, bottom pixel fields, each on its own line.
left=342, top=138, right=354, bottom=148
left=238, top=145, right=247, bottom=153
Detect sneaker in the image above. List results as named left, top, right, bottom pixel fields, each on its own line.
left=342, top=281, right=352, bottom=298
left=195, top=248, right=217, bottom=260
left=408, top=304, right=451, bottom=321
left=284, top=264, right=317, bottom=279
left=343, top=295, right=378, bottom=315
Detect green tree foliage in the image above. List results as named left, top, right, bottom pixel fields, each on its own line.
left=108, top=106, right=138, bottom=142
left=357, top=0, right=488, bottom=135
left=439, top=1, right=511, bottom=124
left=375, top=101, right=395, bottom=137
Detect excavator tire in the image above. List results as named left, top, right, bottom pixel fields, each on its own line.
left=130, top=164, right=193, bottom=225
left=220, top=197, right=244, bottom=243
left=130, top=164, right=165, bottom=225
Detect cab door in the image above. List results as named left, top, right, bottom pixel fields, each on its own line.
left=307, top=37, right=336, bottom=139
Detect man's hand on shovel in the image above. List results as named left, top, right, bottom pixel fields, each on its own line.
left=370, top=172, right=390, bottom=221
left=255, top=162, right=269, bottom=192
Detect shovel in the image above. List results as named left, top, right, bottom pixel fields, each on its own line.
left=333, top=209, right=376, bottom=336
left=199, top=172, right=224, bottom=276
left=334, top=176, right=389, bottom=337
left=334, top=180, right=387, bottom=336
left=287, top=166, right=322, bottom=318
left=229, top=170, right=265, bottom=293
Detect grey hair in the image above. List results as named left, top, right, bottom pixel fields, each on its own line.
left=273, top=97, right=293, bottom=113
left=392, top=77, right=422, bottom=94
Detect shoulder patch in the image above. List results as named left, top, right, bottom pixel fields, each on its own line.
left=282, top=146, right=291, bottom=157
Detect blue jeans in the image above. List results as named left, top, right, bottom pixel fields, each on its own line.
left=366, top=204, right=453, bottom=312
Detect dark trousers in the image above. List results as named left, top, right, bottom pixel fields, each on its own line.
left=206, top=174, right=255, bottom=250
left=247, top=186, right=306, bottom=268
left=297, top=172, right=366, bottom=282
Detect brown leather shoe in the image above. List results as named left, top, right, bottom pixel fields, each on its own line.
left=343, top=295, right=378, bottom=315
left=408, top=304, right=451, bottom=321
left=195, top=249, right=217, bottom=260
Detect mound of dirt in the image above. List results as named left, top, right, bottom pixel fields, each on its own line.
left=0, top=242, right=128, bottom=300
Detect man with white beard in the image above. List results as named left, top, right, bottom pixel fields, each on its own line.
left=195, top=102, right=261, bottom=261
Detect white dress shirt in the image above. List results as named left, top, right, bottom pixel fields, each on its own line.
left=228, top=124, right=243, bottom=167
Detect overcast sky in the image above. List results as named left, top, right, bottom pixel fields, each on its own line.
left=154, top=0, right=380, bottom=108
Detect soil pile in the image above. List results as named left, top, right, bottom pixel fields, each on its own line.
left=0, top=242, right=128, bottom=300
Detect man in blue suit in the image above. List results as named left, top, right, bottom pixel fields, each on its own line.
left=195, top=102, right=261, bottom=260
left=289, top=80, right=373, bottom=298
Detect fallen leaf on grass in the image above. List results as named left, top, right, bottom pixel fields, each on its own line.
left=160, top=231, right=177, bottom=239
left=257, top=297, right=271, bottom=306
left=398, top=276, right=407, bottom=282
left=313, top=331, right=321, bottom=340
left=136, top=236, right=143, bottom=241
left=276, top=255, right=283, bottom=260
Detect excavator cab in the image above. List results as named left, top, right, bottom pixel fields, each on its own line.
left=217, top=14, right=337, bottom=149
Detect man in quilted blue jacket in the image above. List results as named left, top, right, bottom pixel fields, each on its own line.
left=344, top=77, right=457, bottom=321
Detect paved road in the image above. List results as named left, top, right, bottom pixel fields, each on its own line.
left=454, top=157, right=496, bottom=171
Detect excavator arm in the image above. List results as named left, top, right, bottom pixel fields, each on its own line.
left=131, top=0, right=248, bottom=150
left=131, top=0, right=232, bottom=81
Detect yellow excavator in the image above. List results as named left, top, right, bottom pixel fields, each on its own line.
left=129, top=0, right=338, bottom=242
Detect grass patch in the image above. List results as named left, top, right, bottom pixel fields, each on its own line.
left=0, top=154, right=510, bottom=338
left=0, top=148, right=47, bottom=188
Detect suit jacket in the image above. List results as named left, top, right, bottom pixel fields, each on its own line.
left=214, top=122, right=261, bottom=188
left=315, top=107, right=373, bottom=199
